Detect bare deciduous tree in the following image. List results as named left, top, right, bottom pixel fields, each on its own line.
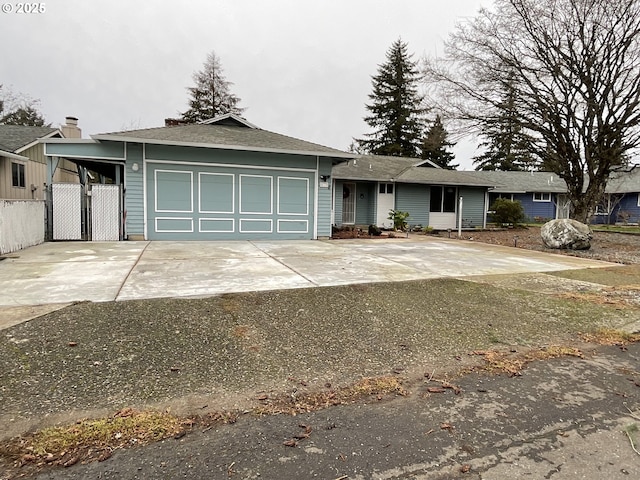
left=424, top=0, right=640, bottom=222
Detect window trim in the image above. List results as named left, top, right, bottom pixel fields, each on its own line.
left=11, top=162, right=26, bottom=188
left=533, top=192, right=551, bottom=202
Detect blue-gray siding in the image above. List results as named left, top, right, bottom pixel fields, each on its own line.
left=124, top=143, right=144, bottom=237
left=459, top=187, right=486, bottom=228
left=396, top=183, right=429, bottom=227
left=317, top=159, right=333, bottom=237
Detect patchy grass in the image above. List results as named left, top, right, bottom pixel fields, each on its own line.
left=470, top=345, right=584, bottom=376
left=581, top=328, right=640, bottom=345
left=254, top=376, right=407, bottom=415
left=0, top=408, right=184, bottom=473
left=556, top=285, right=640, bottom=308
left=0, top=376, right=406, bottom=478
left=0, top=408, right=239, bottom=478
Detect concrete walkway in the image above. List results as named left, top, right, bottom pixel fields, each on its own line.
left=0, top=236, right=614, bottom=314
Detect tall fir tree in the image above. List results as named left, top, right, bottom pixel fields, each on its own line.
left=473, top=83, right=535, bottom=171
left=357, top=39, right=425, bottom=157
left=181, top=51, right=244, bottom=124
left=421, top=115, right=458, bottom=169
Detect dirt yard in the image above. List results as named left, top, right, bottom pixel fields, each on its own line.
left=448, top=226, right=640, bottom=265
left=332, top=225, right=640, bottom=264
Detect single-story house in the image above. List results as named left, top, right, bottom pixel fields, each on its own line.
left=0, top=121, right=78, bottom=200
left=331, top=155, right=498, bottom=230
left=467, top=171, right=569, bottom=223
left=43, top=114, right=354, bottom=241
left=592, top=166, right=640, bottom=224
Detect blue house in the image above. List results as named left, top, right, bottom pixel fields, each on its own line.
left=43, top=114, right=353, bottom=241
left=468, top=171, right=569, bottom=223
left=331, top=156, right=496, bottom=230
left=593, top=166, right=640, bottom=224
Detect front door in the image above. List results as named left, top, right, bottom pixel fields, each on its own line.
left=342, top=183, right=356, bottom=224
left=377, top=182, right=394, bottom=228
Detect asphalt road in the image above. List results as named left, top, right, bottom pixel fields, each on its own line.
left=32, top=343, right=640, bottom=480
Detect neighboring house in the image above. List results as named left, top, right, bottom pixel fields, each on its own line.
left=0, top=123, right=79, bottom=200
left=43, top=114, right=353, bottom=241
left=332, top=155, right=497, bottom=230
left=592, top=166, right=640, bottom=224
left=467, top=171, right=569, bottom=223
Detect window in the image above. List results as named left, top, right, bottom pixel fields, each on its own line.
left=430, top=186, right=457, bottom=213
left=379, top=183, right=393, bottom=194
left=533, top=192, right=551, bottom=202
left=11, top=162, right=25, bottom=188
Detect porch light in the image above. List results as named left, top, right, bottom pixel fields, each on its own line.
left=131, top=163, right=139, bottom=172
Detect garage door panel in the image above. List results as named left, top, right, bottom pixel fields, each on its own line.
left=240, top=175, right=273, bottom=214
left=240, top=219, right=273, bottom=233
left=155, top=170, right=193, bottom=212
left=277, top=219, right=308, bottom=233
left=278, top=177, right=309, bottom=215
left=155, top=217, right=194, bottom=233
left=199, top=218, right=234, bottom=233
left=199, top=173, right=234, bottom=213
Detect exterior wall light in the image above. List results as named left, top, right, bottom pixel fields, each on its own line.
left=131, top=163, right=139, bottom=172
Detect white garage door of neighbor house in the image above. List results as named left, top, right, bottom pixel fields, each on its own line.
left=146, top=163, right=316, bottom=240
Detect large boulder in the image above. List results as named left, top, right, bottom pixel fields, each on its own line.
left=541, top=219, right=592, bottom=250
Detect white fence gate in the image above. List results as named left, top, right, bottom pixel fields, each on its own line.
left=50, top=183, right=121, bottom=241
left=91, top=184, right=120, bottom=241
left=52, top=183, right=82, bottom=240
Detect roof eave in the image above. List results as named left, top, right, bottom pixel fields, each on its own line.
left=91, top=134, right=356, bottom=159
left=16, top=129, right=63, bottom=153
left=0, top=149, right=30, bottom=161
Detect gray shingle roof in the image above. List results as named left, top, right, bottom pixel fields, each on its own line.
left=332, top=155, right=419, bottom=181
left=606, top=167, right=640, bottom=193
left=467, top=171, right=568, bottom=193
left=0, top=125, right=58, bottom=152
left=333, top=155, right=497, bottom=187
left=94, top=123, right=352, bottom=157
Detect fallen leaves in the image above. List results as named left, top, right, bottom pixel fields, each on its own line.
left=581, top=328, right=640, bottom=346
left=283, top=424, right=313, bottom=447
left=255, top=376, right=407, bottom=416
left=470, top=345, right=584, bottom=376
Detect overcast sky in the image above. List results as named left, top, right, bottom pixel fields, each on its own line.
left=1, top=0, right=488, bottom=169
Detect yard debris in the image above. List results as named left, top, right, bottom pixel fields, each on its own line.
left=460, top=464, right=471, bottom=473
left=470, top=346, right=583, bottom=376
left=440, top=422, right=455, bottom=431
left=581, top=328, right=640, bottom=346
left=254, top=376, right=407, bottom=416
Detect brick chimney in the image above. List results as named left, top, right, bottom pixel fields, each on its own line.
left=165, top=117, right=187, bottom=127
left=61, top=116, right=82, bottom=138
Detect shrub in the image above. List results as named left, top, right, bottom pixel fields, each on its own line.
left=388, top=210, right=410, bottom=231
left=490, top=198, right=525, bottom=227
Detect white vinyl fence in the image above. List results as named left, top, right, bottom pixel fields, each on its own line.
left=0, top=200, right=45, bottom=254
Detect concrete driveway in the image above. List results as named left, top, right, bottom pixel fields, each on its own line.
left=0, top=236, right=613, bottom=311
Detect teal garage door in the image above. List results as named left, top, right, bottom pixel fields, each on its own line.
left=146, top=163, right=315, bottom=240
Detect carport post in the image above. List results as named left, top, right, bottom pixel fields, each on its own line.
left=458, top=196, right=463, bottom=238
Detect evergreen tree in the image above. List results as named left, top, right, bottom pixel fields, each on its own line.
left=181, top=51, right=244, bottom=123
left=421, top=115, right=458, bottom=169
left=473, top=83, right=535, bottom=171
left=357, top=39, right=425, bottom=157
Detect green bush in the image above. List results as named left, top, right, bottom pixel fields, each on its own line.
left=388, top=209, right=410, bottom=231
left=490, top=198, right=525, bottom=227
